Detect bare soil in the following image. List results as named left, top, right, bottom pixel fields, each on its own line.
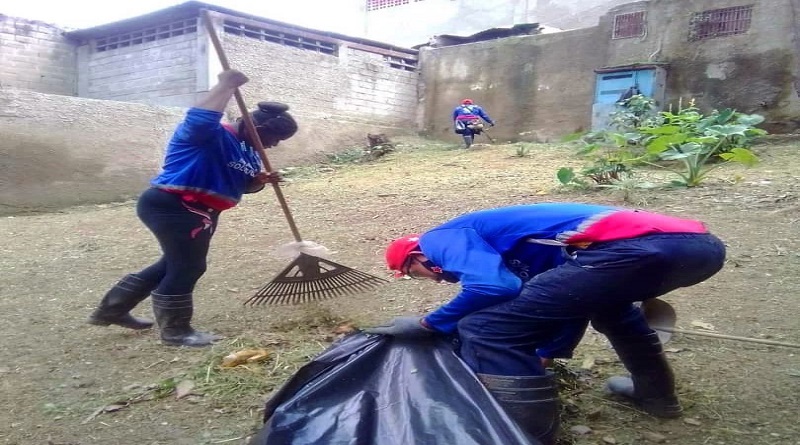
left=1, top=137, right=799, bottom=445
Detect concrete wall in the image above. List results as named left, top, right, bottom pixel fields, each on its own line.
left=76, top=29, right=201, bottom=107
left=0, top=15, right=76, bottom=95
left=603, top=0, right=800, bottom=133
left=0, top=88, right=185, bottom=214
left=419, top=26, right=607, bottom=142
left=363, top=0, right=631, bottom=47
left=419, top=0, right=800, bottom=141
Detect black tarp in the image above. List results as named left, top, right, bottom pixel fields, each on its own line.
left=250, top=333, right=538, bottom=445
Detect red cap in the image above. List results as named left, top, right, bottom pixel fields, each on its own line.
left=461, top=98, right=473, bottom=105
left=385, top=234, right=422, bottom=277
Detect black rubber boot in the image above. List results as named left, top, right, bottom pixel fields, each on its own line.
left=152, top=292, right=222, bottom=347
left=88, top=274, right=155, bottom=330
left=604, top=331, right=682, bottom=418
left=478, top=371, right=559, bottom=445
left=463, top=134, right=474, bottom=148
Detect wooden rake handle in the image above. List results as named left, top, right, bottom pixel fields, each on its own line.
left=201, top=10, right=303, bottom=242
left=655, top=326, right=800, bottom=348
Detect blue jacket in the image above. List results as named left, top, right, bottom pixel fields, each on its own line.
left=452, top=104, right=493, bottom=124
left=151, top=108, right=263, bottom=206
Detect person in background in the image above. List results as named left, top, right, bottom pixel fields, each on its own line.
left=88, top=69, right=298, bottom=347
left=367, top=202, right=726, bottom=444
left=453, top=98, right=495, bottom=148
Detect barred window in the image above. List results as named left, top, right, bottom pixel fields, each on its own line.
left=690, top=5, right=753, bottom=41
left=95, top=19, right=197, bottom=52
left=223, top=20, right=338, bottom=56
left=385, top=55, right=417, bottom=71
left=366, top=0, right=409, bottom=11
left=612, top=11, right=646, bottom=39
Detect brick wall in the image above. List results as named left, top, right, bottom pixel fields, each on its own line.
left=77, top=30, right=200, bottom=107
left=0, top=15, right=76, bottom=95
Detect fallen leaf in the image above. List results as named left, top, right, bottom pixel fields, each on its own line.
left=602, top=436, right=617, bottom=444
left=664, top=347, right=684, bottom=353
left=570, top=425, right=592, bottom=435
left=175, top=380, right=195, bottom=400
left=690, top=320, right=716, bottom=331
left=684, top=417, right=702, bottom=426
left=642, top=431, right=667, bottom=443
left=221, top=348, right=270, bottom=368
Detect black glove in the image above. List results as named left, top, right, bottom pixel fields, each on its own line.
left=364, top=316, right=435, bottom=338
left=489, top=122, right=496, bottom=127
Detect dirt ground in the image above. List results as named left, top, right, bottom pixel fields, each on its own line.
left=1, top=136, right=799, bottom=445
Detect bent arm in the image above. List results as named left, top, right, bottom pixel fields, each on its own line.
left=420, top=229, right=522, bottom=333
left=195, top=70, right=249, bottom=112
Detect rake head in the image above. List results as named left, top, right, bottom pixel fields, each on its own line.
left=244, top=253, right=389, bottom=306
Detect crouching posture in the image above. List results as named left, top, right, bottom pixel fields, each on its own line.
left=367, top=203, right=726, bottom=444
left=88, top=69, right=298, bottom=347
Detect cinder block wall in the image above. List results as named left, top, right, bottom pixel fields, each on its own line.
left=0, top=15, right=76, bottom=95
left=77, top=31, right=200, bottom=107
left=222, top=31, right=419, bottom=165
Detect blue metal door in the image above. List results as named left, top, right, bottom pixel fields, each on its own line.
left=594, top=69, right=656, bottom=104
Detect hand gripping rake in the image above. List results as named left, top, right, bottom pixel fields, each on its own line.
left=202, top=11, right=388, bottom=306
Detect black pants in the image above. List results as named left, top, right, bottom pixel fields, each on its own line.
left=134, top=188, right=221, bottom=295
left=458, top=233, right=726, bottom=376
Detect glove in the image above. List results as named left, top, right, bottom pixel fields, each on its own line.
left=364, top=316, right=435, bottom=338
left=489, top=122, right=496, bottom=127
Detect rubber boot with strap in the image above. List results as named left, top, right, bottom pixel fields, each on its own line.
left=478, top=371, right=559, bottom=445
left=605, top=331, right=682, bottom=418
left=151, top=292, right=222, bottom=347
left=88, top=274, right=155, bottom=330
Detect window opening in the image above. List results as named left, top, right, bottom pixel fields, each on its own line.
left=95, top=18, right=197, bottom=52
left=690, top=5, right=753, bottom=41
left=223, top=20, right=338, bottom=55
left=366, top=0, right=411, bottom=11
left=612, top=11, right=646, bottom=39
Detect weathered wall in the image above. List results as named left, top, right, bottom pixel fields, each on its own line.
left=0, top=88, right=185, bottom=214
left=419, top=27, right=607, bottom=142
left=0, top=15, right=76, bottom=95
left=603, top=0, right=800, bottom=133
left=76, top=30, right=201, bottom=107
left=420, top=0, right=800, bottom=140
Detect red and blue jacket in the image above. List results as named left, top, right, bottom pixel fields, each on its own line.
left=418, top=203, right=707, bottom=334
left=453, top=104, right=494, bottom=124
left=151, top=108, right=263, bottom=210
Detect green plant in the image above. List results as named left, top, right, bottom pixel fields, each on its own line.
left=512, top=142, right=532, bottom=157
left=610, top=94, right=658, bottom=131
left=558, top=98, right=767, bottom=188
left=637, top=99, right=764, bottom=186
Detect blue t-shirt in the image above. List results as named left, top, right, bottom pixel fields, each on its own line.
left=151, top=108, right=263, bottom=206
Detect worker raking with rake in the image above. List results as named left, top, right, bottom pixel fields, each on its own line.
left=89, top=11, right=387, bottom=347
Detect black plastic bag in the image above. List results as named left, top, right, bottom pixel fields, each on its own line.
left=250, top=332, right=538, bottom=445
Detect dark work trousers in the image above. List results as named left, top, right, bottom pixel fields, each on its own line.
left=457, top=233, right=726, bottom=377
left=134, top=188, right=221, bottom=295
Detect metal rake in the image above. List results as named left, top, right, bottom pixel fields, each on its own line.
left=203, top=11, right=388, bottom=306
